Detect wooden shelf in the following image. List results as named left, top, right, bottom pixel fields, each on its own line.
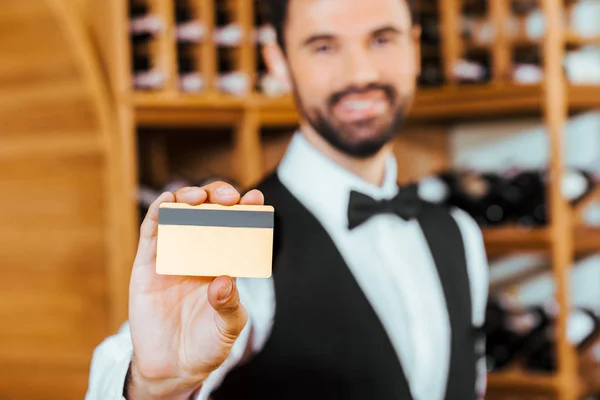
left=468, top=33, right=600, bottom=49
left=134, top=84, right=600, bottom=127
left=483, top=225, right=600, bottom=257
left=487, top=370, right=560, bottom=393
left=411, top=84, right=600, bottom=121
left=134, top=92, right=245, bottom=127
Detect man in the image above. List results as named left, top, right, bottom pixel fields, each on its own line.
left=86, top=0, right=489, bottom=399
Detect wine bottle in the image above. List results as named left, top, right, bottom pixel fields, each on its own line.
left=419, top=62, right=445, bottom=87
left=130, top=15, right=163, bottom=36
left=512, top=64, right=543, bottom=84
left=417, top=174, right=451, bottom=204
left=524, top=308, right=600, bottom=372
left=213, top=1, right=242, bottom=47
left=214, top=24, right=243, bottom=47
left=485, top=297, right=550, bottom=371
left=510, top=168, right=596, bottom=226
left=420, top=15, right=440, bottom=45
left=132, top=42, right=165, bottom=90
left=452, top=58, right=491, bottom=84
left=216, top=47, right=249, bottom=95
left=177, top=48, right=204, bottom=93
left=442, top=170, right=517, bottom=227
left=176, top=21, right=206, bottom=43
left=254, top=24, right=277, bottom=45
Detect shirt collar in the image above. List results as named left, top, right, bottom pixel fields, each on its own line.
left=277, top=131, right=399, bottom=228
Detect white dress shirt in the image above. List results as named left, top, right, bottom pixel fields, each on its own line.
left=86, top=131, right=489, bottom=400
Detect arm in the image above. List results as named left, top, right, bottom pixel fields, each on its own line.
left=85, top=183, right=271, bottom=400
left=86, top=276, right=275, bottom=400
left=451, top=208, right=490, bottom=400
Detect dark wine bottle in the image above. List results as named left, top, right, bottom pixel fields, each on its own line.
left=443, top=170, right=516, bottom=227
left=524, top=308, right=600, bottom=372
left=510, top=168, right=596, bottom=226
left=485, top=298, right=550, bottom=371
left=419, top=62, right=445, bottom=87
left=420, top=15, right=440, bottom=45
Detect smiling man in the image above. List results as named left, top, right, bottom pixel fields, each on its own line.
left=86, top=1, right=489, bottom=400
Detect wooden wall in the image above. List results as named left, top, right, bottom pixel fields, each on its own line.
left=0, top=1, right=130, bottom=399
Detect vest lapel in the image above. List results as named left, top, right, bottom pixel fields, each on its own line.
left=417, top=204, right=477, bottom=400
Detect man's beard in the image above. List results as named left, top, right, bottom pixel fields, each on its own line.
left=295, top=83, right=410, bottom=159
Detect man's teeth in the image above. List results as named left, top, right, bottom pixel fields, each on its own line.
left=341, top=100, right=377, bottom=111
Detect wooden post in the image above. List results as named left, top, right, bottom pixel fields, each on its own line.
left=89, top=0, right=141, bottom=331
left=237, top=0, right=256, bottom=94
left=438, top=0, right=461, bottom=84
left=234, top=108, right=262, bottom=189
left=489, top=0, right=511, bottom=83
left=154, top=0, right=178, bottom=93
left=199, top=0, right=217, bottom=92
left=540, top=0, right=577, bottom=399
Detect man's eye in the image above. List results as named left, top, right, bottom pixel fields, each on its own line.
left=314, top=43, right=334, bottom=54
left=373, top=36, right=392, bottom=46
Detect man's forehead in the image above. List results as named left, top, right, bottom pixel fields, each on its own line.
left=286, top=0, right=412, bottom=36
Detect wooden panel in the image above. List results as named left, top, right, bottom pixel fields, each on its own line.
left=0, top=2, right=98, bottom=137
left=0, top=0, right=129, bottom=399
left=0, top=154, right=110, bottom=398
left=0, top=153, right=107, bottom=237
left=0, top=363, right=90, bottom=400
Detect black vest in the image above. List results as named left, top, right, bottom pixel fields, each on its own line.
left=211, top=172, right=478, bottom=400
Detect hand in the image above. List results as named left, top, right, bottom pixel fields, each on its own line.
left=126, top=182, right=264, bottom=400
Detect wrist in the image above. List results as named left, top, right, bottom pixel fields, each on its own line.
left=124, top=357, right=203, bottom=400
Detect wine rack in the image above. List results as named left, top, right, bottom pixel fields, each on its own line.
left=91, top=0, right=600, bottom=398
left=444, top=0, right=600, bottom=86
left=127, top=0, right=284, bottom=96
left=438, top=1, right=600, bottom=399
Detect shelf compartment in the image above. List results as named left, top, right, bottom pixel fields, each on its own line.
left=174, top=0, right=208, bottom=93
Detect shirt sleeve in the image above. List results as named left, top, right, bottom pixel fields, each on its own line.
left=85, top=277, right=276, bottom=400
left=450, top=207, right=490, bottom=400
left=84, top=322, right=134, bottom=400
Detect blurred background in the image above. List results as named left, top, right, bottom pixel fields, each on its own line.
left=1, top=0, right=600, bottom=399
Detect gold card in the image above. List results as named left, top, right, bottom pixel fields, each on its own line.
left=156, top=203, right=274, bottom=278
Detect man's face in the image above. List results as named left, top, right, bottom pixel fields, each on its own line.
left=274, top=0, right=420, bottom=158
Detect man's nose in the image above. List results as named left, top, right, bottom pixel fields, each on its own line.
left=343, top=47, right=379, bottom=86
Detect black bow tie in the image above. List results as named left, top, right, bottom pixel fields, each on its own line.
left=347, top=184, right=422, bottom=230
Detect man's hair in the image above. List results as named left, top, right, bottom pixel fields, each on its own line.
left=263, top=0, right=417, bottom=53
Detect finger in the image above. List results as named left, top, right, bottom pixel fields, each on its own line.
left=135, top=191, right=175, bottom=266
left=174, top=186, right=208, bottom=205
left=239, top=189, right=265, bottom=206
left=202, top=181, right=240, bottom=206
left=207, top=276, right=248, bottom=341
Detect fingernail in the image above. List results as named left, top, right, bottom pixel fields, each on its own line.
left=217, top=186, right=236, bottom=195
left=218, top=279, right=233, bottom=300
left=181, top=186, right=196, bottom=192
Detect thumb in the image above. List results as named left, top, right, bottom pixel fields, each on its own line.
left=207, top=276, right=248, bottom=343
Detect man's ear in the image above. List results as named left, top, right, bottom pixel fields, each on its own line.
left=262, top=43, right=292, bottom=90
left=411, top=25, right=422, bottom=77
